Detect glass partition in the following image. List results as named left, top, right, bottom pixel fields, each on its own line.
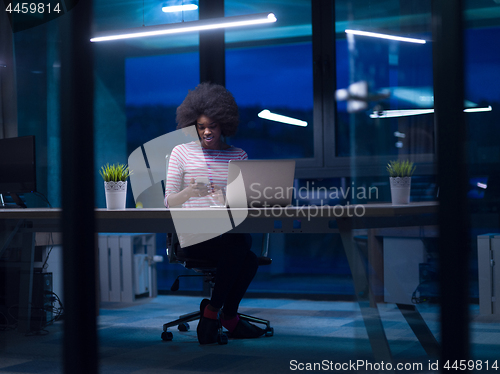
left=0, top=9, right=64, bottom=372
left=464, top=0, right=500, bottom=365
left=6, top=0, right=500, bottom=371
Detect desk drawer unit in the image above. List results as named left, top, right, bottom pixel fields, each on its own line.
left=383, top=237, right=426, bottom=305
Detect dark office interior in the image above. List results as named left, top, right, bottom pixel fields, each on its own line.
left=2, top=0, right=500, bottom=373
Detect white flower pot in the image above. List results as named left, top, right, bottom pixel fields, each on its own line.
left=390, top=177, right=411, bottom=205
left=104, top=181, right=127, bottom=210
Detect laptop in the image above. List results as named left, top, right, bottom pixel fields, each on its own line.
left=226, top=160, right=296, bottom=208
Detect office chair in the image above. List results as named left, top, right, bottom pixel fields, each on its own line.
left=127, top=134, right=274, bottom=344
left=161, top=232, right=274, bottom=343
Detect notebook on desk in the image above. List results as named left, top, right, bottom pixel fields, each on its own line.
left=226, top=160, right=296, bottom=208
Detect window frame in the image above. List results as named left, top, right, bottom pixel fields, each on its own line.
left=120, top=0, right=437, bottom=179
left=307, top=0, right=436, bottom=179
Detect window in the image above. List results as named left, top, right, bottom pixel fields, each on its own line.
left=334, top=0, right=434, bottom=159
left=125, top=52, right=200, bottom=156
left=225, top=0, right=314, bottom=160
left=226, top=43, right=313, bottom=159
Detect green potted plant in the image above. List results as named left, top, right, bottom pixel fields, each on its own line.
left=99, top=163, right=132, bottom=209
left=386, top=160, right=416, bottom=205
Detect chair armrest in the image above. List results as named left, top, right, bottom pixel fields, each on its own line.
left=166, top=232, right=181, bottom=264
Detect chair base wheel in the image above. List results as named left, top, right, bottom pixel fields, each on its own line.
left=217, top=333, right=228, bottom=345
left=161, top=331, right=173, bottom=341
left=265, top=327, right=274, bottom=337
left=178, top=322, right=190, bottom=332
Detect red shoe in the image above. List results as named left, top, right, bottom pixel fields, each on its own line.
left=197, top=299, right=227, bottom=345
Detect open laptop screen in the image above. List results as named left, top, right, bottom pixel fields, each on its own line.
left=227, top=160, right=296, bottom=208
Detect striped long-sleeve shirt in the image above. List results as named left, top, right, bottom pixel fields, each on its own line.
left=164, top=141, right=248, bottom=208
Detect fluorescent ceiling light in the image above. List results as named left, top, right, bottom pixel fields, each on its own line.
left=162, top=4, right=198, bottom=13
left=345, top=29, right=426, bottom=44
left=258, top=110, right=308, bottom=127
left=91, top=13, right=276, bottom=42
left=370, top=106, right=492, bottom=119
left=464, top=106, right=492, bottom=113
left=370, top=109, right=433, bottom=118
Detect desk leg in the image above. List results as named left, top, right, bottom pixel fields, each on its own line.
left=397, top=304, right=440, bottom=357
left=17, top=231, right=35, bottom=333
left=338, top=218, right=392, bottom=362
left=367, top=230, right=384, bottom=306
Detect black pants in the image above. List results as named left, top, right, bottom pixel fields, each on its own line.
left=183, top=233, right=257, bottom=317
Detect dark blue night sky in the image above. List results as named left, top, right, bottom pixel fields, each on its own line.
left=226, top=43, right=313, bottom=110
left=125, top=52, right=200, bottom=106
left=126, top=43, right=313, bottom=109
left=465, top=28, right=500, bottom=103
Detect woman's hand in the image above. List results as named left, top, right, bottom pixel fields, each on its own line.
left=187, top=178, right=212, bottom=198
left=167, top=179, right=213, bottom=207
left=210, top=184, right=225, bottom=193
left=209, top=184, right=226, bottom=205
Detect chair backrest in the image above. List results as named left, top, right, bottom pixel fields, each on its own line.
left=166, top=233, right=180, bottom=265
left=167, top=232, right=220, bottom=273
left=128, top=138, right=171, bottom=208
left=128, top=135, right=180, bottom=266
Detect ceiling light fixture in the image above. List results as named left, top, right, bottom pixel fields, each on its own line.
left=370, top=109, right=433, bottom=118
left=370, top=106, right=492, bottom=119
left=258, top=110, right=308, bottom=127
left=464, top=106, right=493, bottom=113
left=345, top=29, right=426, bottom=44
left=162, top=4, right=198, bottom=13
left=91, top=12, right=277, bottom=42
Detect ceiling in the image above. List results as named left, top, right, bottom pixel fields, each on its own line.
left=91, top=0, right=500, bottom=53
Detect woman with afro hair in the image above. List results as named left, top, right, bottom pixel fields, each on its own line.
left=165, top=83, right=265, bottom=345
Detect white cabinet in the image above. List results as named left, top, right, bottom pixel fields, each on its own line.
left=98, top=234, right=157, bottom=302
left=477, top=234, right=500, bottom=315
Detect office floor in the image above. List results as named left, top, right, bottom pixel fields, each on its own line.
left=1, top=296, right=499, bottom=374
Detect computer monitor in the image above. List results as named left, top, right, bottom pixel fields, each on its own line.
left=0, top=135, right=36, bottom=208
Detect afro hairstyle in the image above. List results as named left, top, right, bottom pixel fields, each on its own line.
left=176, top=82, right=239, bottom=137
